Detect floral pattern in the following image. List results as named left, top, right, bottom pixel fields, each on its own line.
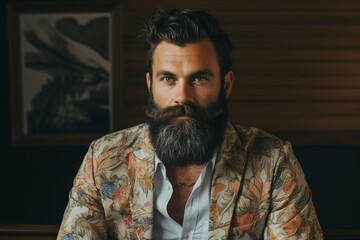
left=57, top=123, right=323, bottom=239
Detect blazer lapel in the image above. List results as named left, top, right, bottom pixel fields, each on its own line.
left=128, top=126, right=156, bottom=240
left=208, top=123, right=248, bottom=239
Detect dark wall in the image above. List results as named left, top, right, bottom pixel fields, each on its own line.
left=1, top=0, right=359, bottom=234
left=294, top=145, right=360, bottom=229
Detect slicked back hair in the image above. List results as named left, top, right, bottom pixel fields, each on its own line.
left=143, top=8, right=233, bottom=79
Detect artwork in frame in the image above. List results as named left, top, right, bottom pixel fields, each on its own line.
left=8, top=1, right=123, bottom=145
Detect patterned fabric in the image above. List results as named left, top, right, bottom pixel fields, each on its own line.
left=57, top=123, right=323, bottom=240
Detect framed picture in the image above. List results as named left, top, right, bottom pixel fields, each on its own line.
left=8, top=0, right=123, bottom=145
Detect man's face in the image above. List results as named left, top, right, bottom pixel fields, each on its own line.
left=145, top=39, right=233, bottom=167
left=146, top=39, right=233, bottom=111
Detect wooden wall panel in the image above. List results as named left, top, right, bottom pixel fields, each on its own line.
left=118, top=0, right=360, bottom=144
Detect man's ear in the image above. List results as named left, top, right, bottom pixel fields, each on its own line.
left=223, top=71, right=234, bottom=98
left=146, top=72, right=151, bottom=92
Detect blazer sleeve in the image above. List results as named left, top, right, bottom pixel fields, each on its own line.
left=57, top=141, right=108, bottom=240
left=264, top=142, right=323, bottom=239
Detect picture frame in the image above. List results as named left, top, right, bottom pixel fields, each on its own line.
left=8, top=0, right=123, bottom=145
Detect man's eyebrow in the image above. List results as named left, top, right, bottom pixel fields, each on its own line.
left=155, top=70, right=175, bottom=78
left=189, top=68, right=214, bottom=77
left=155, top=68, right=214, bottom=78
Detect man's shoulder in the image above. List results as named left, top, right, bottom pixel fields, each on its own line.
left=226, top=123, right=293, bottom=172
left=229, top=123, right=286, bottom=151
left=90, top=123, right=151, bottom=153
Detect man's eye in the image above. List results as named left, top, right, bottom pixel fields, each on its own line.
left=193, top=76, right=208, bottom=84
left=161, top=76, right=174, bottom=83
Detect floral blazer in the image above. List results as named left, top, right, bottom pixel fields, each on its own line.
left=57, top=123, right=323, bottom=240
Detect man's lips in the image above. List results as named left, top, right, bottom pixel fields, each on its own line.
left=175, top=116, right=191, bottom=120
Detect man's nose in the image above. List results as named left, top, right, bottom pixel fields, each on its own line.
left=174, top=80, right=193, bottom=105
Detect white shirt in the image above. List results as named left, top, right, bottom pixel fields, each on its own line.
left=153, top=155, right=216, bottom=240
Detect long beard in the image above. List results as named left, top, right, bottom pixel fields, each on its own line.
left=146, top=91, right=228, bottom=167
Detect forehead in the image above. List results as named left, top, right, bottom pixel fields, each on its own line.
left=152, top=39, right=220, bottom=74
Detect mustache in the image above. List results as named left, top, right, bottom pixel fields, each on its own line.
left=146, top=102, right=222, bottom=122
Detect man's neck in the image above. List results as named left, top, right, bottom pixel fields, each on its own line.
left=166, top=164, right=205, bottom=187
left=166, top=164, right=206, bottom=225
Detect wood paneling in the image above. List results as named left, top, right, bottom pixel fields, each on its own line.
left=0, top=225, right=58, bottom=240
left=119, top=0, right=360, bottom=144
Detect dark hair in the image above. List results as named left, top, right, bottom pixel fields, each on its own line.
left=143, top=8, right=233, bottom=78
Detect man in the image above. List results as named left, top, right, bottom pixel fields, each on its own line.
left=57, top=8, right=323, bottom=239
